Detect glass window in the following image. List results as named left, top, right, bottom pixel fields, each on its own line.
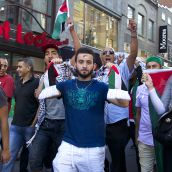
left=12, top=54, right=25, bottom=67
left=127, top=6, right=134, bottom=25
left=30, top=57, right=44, bottom=72
left=0, top=5, right=6, bottom=22
left=148, top=20, right=154, bottom=41
left=127, top=6, right=134, bottom=18
left=22, top=0, right=51, bottom=15
left=1, top=0, right=53, bottom=33
left=73, top=0, right=118, bottom=50
left=73, top=0, right=84, bottom=42
left=30, top=12, right=46, bottom=32
left=162, top=12, right=166, bottom=21
left=168, top=17, right=171, bottom=25
left=19, top=9, right=51, bottom=33
left=138, top=13, right=144, bottom=36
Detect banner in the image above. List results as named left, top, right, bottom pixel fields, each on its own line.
left=159, top=25, right=168, bottom=53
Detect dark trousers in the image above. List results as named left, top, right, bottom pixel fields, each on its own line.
left=129, top=121, right=141, bottom=172
left=20, top=145, right=29, bottom=172
left=106, top=119, right=130, bottom=172
left=163, top=146, right=172, bottom=172
left=29, top=118, right=65, bottom=171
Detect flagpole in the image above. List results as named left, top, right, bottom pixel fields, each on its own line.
left=66, top=0, right=70, bottom=17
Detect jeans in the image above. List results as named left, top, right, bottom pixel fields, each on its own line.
left=29, top=118, right=65, bottom=171
left=2, top=125, right=34, bottom=172
left=106, top=119, right=130, bottom=172
left=53, top=141, right=105, bottom=172
left=138, top=142, right=155, bottom=172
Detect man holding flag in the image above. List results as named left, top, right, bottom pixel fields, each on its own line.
left=144, top=70, right=172, bottom=172
left=135, top=56, right=165, bottom=172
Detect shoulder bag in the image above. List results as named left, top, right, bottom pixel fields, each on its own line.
left=153, top=110, right=172, bottom=147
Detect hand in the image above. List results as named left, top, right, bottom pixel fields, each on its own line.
left=35, top=88, right=42, bottom=98
left=0, top=149, right=10, bottom=163
left=105, top=62, right=116, bottom=69
left=135, top=60, right=140, bottom=68
left=67, top=17, right=74, bottom=32
left=117, top=54, right=124, bottom=65
left=128, top=19, right=137, bottom=33
left=142, top=73, right=154, bottom=90
left=51, top=58, right=63, bottom=64
left=35, top=80, right=44, bottom=98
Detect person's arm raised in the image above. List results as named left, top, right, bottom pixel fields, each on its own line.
left=126, top=19, right=138, bottom=72
left=67, top=17, right=81, bottom=66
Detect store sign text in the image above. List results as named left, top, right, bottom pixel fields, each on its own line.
left=0, top=21, right=68, bottom=47
left=159, top=25, right=168, bottom=53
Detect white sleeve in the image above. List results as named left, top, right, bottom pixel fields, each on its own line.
left=38, top=85, right=61, bottom=99
left=107, top=89, right=131, bottom=100
left=149, top=88, right=166, bottom=115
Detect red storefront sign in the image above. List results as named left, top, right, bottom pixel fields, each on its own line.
left=0, top=21, right=69, bottom=47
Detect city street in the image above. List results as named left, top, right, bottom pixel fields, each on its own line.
left=1, top=0, right=172, bottom=172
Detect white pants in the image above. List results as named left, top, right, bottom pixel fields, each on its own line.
left=53, top=141, right=105, bottom=172
left=138, top=142, right=156, bottom=172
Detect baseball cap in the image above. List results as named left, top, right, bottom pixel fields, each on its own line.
left=42, top=43, right=59, bottom=53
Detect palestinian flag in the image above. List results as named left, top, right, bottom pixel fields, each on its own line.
left=108, top=65, right=122, bottom=89
left=146, top=69, right=172, bottom=96
left=52, top=0, right=69, bottom=40
left=145, top=68, right=172, bottom=172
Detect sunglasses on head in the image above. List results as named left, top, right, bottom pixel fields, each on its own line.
left=102, top=50, right=114, bottom=55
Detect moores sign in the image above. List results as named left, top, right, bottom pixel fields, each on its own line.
left=159, top=25, right=168, bottom=53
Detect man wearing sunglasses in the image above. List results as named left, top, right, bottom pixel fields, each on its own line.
left=99, top=19, right=138, bottom=172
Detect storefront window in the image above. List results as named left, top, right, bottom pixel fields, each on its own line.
left=20, top=0, right=52, bottom=33
left=0, top=0, right=53, bottom=33
left=22, top=0, right=51, bottom=15
left=73, top=0, right=84, bottom=42
left=0, top=0, right=6, bottom=22
left=74, top=0, right=118, bottom=50
left=30, top=57, right=44, bottom=73
left=12, top=54, right=25, bottom=67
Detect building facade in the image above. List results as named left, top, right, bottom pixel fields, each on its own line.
left=158, top=4, right=172, bottom=66
left=122, top=0, right=158, bottom=58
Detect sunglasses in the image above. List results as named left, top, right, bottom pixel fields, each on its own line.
left=102, top=50, right=114, bottom=55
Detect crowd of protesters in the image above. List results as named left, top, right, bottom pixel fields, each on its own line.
left=0, top=17, right=171, bottom=172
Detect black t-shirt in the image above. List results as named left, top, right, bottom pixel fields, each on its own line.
left=12, top=76, right=39, bottom=126
left=0, top=87, right=7, bottom=108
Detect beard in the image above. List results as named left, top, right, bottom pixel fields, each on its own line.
left=76, top=68, right=93, bottom=79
